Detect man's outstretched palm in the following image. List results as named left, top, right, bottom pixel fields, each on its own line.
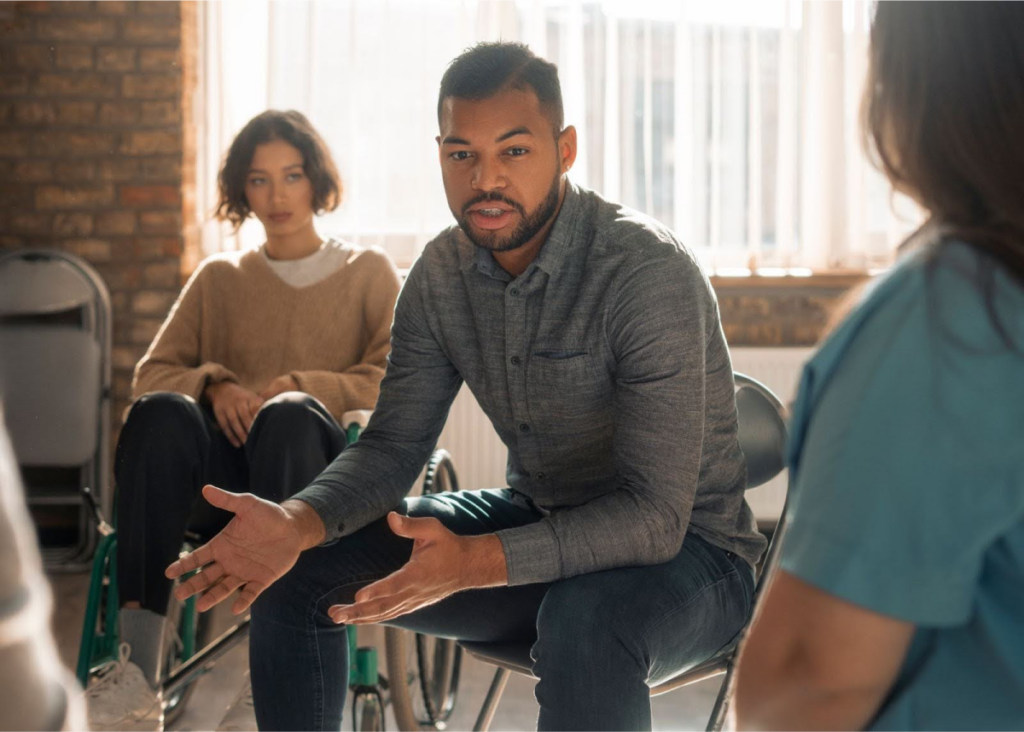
left=165, top=484, right=304, bottom=614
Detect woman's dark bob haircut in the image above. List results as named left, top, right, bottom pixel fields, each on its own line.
left=215, top=110, right=341, bottom=230
left=863, top=1, right=1024, bottom=283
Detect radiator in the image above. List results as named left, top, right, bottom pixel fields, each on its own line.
left=435, top=347, right=813, bottom=523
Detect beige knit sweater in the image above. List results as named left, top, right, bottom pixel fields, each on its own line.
left=132, top=244, right=401, bottom=423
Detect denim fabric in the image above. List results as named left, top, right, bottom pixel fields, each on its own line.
left=250, top=489, right=754, bottom=731
left=115, top=391, right=346, bottom=613
left=294, top=183, right=766, bottom=586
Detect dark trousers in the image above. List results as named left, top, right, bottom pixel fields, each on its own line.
left=114, top=390, right=347, bottom=614
left=250, top=489, right=755, bottom=731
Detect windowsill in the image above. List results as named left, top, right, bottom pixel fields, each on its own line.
left=394, top=269, right=872, bottom=289
left=710, top=271, right=871, bottom=290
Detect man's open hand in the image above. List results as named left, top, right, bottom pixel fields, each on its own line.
left=328, top=512, right=507, bottom=625
left=165, top=485, right=321, bottom=614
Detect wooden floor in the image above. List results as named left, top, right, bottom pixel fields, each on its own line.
left=52, top=572, right=720, bottom=731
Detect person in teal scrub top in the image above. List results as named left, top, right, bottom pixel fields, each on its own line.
left=734, top=3, right=1024, bottom=730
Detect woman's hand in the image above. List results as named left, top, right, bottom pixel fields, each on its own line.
left=205, top=381, right=264, bottom=447
left=259, top=374, right=300, bottom=401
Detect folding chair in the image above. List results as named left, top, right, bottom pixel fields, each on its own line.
left=0, top=248, right=113, bottom=570
left=460, top=372, right=790, bottom=732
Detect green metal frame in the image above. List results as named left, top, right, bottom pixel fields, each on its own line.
left=76, top=531, right=118, bottom=685
left=77, top=421, right=384, bottom=707
left=349, top=633, right=378, bottom=687
left=76, top=531, right=202, bottom=687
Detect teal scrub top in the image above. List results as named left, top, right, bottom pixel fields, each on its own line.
left=781, top=237, right=1024, bottom=730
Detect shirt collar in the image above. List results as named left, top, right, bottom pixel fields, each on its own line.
left=455, top=179, right=583, bottom=279
left=532, top=180, right=581, bottom=276
left=455, top=231, right=510, bottom=281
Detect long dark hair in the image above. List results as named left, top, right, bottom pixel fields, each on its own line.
left=863, top=1, right=1024, bottom=286
left=215, top=110, right=341, bottom=230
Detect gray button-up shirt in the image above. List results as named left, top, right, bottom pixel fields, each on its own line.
left=295, top=183, right=766, bottom=586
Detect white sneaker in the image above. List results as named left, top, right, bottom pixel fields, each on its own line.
left=216, top=675, right=256, bottom=732
left=86, top=643, right=164, bottom=731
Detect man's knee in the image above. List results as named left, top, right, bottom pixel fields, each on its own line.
left=249, top=392, right=329, bottom=443
left=534, top=576, right=645, bottom=667
left=251, top=550, right=320, bottom=620
left=251, top=546, right=361, bottom=625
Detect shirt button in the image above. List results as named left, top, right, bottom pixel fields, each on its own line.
left=536, top=472, right=546, bottom=480
left=519, top=423, right=530, bottom=433
left=509, top=287, right=520, bottom=296
left=510, top=355, right=521, bottom=366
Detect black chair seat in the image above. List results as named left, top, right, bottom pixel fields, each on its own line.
left=459, top=640, right=536, bottom=678
left=459, top=638, right=737, bottom=696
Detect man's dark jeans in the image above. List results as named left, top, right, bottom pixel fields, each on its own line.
left=250, top=489, right=754, bottom=731
left=114, top=391, right=347, bottom=614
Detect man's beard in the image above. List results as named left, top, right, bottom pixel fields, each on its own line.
left=455, top=173, right=562, bottom=253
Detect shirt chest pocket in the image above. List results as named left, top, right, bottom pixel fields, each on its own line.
left=526, top=348, right=613, bottom=435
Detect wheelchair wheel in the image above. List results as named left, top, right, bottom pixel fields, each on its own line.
left=384, top=450, right=464, bottom=731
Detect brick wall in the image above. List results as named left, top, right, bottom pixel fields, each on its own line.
left=0, top=0, right=192, bottom=432
left=715, top=275, right=865, bottom=347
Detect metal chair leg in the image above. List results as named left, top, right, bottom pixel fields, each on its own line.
left=473, top=667, right=510, bottom=732
left=705, top=664, right=737, bottom=732
left=161, top=619, right=250, bottom=698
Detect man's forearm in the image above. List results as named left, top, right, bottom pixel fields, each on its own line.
left=461, top=533, right=508, bottom=588
left=281, top=499, right=327, bottom=551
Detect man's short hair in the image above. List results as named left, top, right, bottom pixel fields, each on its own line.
left=437, top=42, right=564, bottom=135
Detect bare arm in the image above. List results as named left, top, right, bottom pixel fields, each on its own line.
left=735, top=570, right=914, bottom=731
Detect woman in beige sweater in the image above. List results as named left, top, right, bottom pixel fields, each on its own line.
left=86, top=110, right=400, bottom=731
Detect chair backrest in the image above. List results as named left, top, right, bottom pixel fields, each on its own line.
left=0, top=250, right=112, bottom=467
left=733, top=372, right=787, bottom=490
left=0, top=329, right=102, bottom=465
left=0, top=250, right=105, bottom=321
left=731, top=372, right=789, bottom=588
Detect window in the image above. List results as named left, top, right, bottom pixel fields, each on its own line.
left=195, top=0, right=922, bottom=272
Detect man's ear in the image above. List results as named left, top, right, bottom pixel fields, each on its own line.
left=558, top=125, right=578, bottom=174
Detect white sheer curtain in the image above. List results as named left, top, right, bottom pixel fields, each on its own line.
left=194, top=0, right=921, bottom=271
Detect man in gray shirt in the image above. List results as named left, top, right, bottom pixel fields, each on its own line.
left=170, top=42, right=765, bottom=731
